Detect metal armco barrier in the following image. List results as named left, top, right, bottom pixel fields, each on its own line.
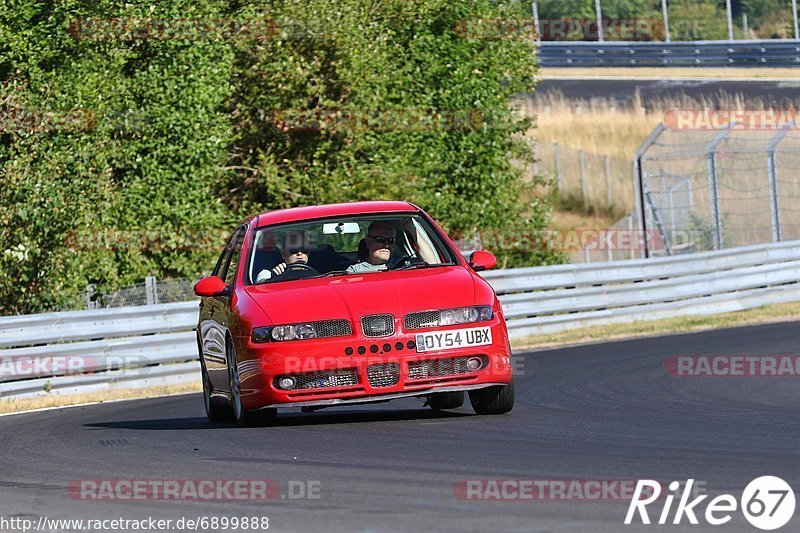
left=539, top=40, right=800, bottom=67
left=3, top=240, right=800, bottom=399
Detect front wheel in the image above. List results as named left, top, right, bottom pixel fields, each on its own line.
left=227, top=339, right=276, bottom=427
left=468, top=380, right=514, bottom=415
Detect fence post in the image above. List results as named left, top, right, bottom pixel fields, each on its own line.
left=595, top=0, right=604, bottom=42
left=627, top=214, right=634, bottom=260
left=554, top=142, right=562, bottom=193
left=706, top=130, right=729, bottom=250
left=767, top=128, right=789, bottom=242
left=794, top=0, right=799, bottom=41
left=604, top=155, right=612, bottom=206
left=85, top=284, right=96, bottom=310
left=145, top=275, right=158, bottom=306
left=661, top=0, right=670, bottom=42
left=531, top=1, right=540, bottom=36
left=634, top=123, right=667, bottom=258
left=532, top=143, right=539, bottom=177
left=725, top=0, right=734, bottom=41
left=579, top=149, right=587, bottom=209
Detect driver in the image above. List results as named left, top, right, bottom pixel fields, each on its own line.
left=347, top=222, right=396, bottom=273
left=256, top=231, right=313, bottom=282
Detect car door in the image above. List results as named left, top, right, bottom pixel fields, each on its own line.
left=201, top=225, right=245, bottom=390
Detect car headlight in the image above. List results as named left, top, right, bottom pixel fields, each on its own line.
left=252, top=323, right=318, bottom=343
left=438, top=306, right=493, bottom=326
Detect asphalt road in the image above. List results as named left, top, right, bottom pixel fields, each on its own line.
left=1, top=321, right=799, bottom=532
left=537, top=79, right=800, bottom=107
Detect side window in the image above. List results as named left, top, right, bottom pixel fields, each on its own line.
left=223, top=227, right=246, bottom=287
left=216, top=226, right=244, bottom=283
left=212, top=230, right=235, bottom=278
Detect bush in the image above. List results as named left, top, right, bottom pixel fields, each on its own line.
left=0, top=0, right=560, bottom=315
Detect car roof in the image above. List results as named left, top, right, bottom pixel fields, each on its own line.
left=255, top=201, right=419, bottom=227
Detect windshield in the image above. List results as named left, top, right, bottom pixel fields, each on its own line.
left=246, top=213, right=459, bottom=284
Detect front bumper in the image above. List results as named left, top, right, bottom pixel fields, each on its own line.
left=234, top=319, right=512, bottom=410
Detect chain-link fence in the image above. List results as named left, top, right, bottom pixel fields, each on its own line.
left=534, top=140, right=634, bottom=212
left=636, top=124, right=800, bottom=257
left=60, top=276, right=198, bottom=312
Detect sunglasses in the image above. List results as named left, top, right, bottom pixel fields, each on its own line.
left=286, top=247, right=310, bottom=254
left=368, top=236, right=395, bottom=245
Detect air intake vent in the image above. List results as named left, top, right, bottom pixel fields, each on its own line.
left=274, top=369, right=358, bottom=390
left=408, top=355, right=489, bottom=380
left=367, top=363, right=400, bottom=388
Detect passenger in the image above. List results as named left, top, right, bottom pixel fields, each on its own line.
left=347, top=222, right=396, bottom=273
left=256, top=231, right=312, bottom=282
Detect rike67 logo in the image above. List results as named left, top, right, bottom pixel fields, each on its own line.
left=625, top=477, right=795, bottom=530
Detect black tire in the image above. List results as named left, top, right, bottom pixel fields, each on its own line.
left=226, top=338, right=273, bottom=427
left=468, top=380, right=515, bottom=415
left=202, top=359, right=231, bottom=422
left=428, top=391, right=464, bottom=410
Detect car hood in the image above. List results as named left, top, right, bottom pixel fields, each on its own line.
left=244, top=266, right=478, bottom=325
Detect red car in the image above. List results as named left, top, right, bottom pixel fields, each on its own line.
left=194, top=201, right=514, bottom=426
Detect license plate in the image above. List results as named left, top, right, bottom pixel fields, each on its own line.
left=415, top=327, right=492, bottom=353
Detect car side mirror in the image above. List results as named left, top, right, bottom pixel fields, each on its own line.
left=194, top=276, right=231, bottom=297
left=469, top=250, right=497, bottom=272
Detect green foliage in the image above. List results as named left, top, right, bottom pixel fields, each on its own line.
left=1, top=0, right=560, bottom=315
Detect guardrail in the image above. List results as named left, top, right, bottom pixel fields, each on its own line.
left=3, top=240, right=800, bottom=400
left=539, top=40, right=800, bottom=67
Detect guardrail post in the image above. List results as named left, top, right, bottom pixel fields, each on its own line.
left=604, top=155, right=612, bottom=206
left=579, top=149, right=588, bottom=209
left=767, top=128, right=789, bottom=242
left=554, top=142, right=562, bottom=193
left=706, top=129, right=729, bottom=250
left=145, top=276, right=158, bottom=306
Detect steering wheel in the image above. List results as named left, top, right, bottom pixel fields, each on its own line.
left=388, top=255, right=424, bottom=269
left=285, top=263, right=318, bottom=273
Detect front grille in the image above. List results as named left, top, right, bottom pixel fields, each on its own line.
left=312, top=319, right=352, bottom=338
left=404, top=310, right=441, bottom=330
left=367, top=363, right=400, bottom=388
left=361, top=314, right=395, bottom=337
left=407, top=355, right=489, bottom=380
left=274, top=369, right=358, bottom=390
